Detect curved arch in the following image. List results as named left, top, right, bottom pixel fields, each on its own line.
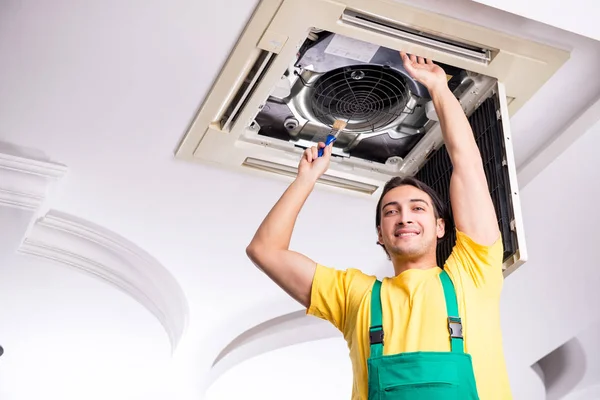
left=17, top=210, right=189, bottom=352
left=532, top=336, right=588, bottom=400
left=208, top=310, right=339, bottom=386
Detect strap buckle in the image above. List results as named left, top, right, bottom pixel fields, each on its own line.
left=448, top=317, right=463, bottom=339
left=369, top=325, right=384, bottom=345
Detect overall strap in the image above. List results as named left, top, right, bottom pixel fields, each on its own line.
left=368, top=279, right=384, bottom=358
left=439, top=270, right=464, bottom=354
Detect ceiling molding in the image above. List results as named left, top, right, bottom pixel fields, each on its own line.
left=17, top=210, right=189, bottom=352
left=0, top=151, right=67, bottom=211
left=532, top=336, right=587, bottom=400
left=0, top=147, right=68, bottom=267
left=208, top=310, right=338, bottom=387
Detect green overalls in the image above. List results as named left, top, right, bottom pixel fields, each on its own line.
left=367, top=270, right=480, bottom=399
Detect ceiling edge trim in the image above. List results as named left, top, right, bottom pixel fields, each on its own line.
left=207, top=310, right=338, bottom=390
left=532, top=336, right=588, bottom=399
left=17, top=210, right=189, bottom=353
left=0, top=152, right=67, bottom=178
left=0, top=152, right=67, bottom=211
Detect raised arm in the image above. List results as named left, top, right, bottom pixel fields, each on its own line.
left=246, top=143, right=333, bottom=307
left=401, top=52, right=500, bottom=246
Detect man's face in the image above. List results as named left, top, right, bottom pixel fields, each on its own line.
left=377, top=185, right=445, bottom=260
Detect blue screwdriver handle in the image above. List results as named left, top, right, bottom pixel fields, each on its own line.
left=317, top=134, right=336, bottom=157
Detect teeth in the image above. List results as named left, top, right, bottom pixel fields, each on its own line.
left=398, top=232, right=417, bottom=236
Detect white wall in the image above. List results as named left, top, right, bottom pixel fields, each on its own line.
left=0, top=255, right=174, bottom=400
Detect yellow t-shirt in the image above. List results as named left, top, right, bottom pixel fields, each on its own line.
left=307, top=229, right=510, bottom=400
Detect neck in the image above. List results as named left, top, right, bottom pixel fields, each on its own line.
left=391, top=253, right=438, bottom=276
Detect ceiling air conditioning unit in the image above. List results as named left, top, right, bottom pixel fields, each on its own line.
left=175, top=0, right=569, bottom=275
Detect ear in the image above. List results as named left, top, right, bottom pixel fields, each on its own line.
left=436, top=218, right=445, bottom=239
left=377, top=225, right=384, bottom=245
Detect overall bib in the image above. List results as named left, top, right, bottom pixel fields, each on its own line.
left=367, top=270, right=480, bottom=399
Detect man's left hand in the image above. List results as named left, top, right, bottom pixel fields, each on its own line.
left=400, top=51, right=447, bottom=94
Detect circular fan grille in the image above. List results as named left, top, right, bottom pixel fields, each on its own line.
left=310, top=65, right=411, bottom=132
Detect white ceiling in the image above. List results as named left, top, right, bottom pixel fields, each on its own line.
left=0, top=0, right=599, bottom=399
left=472, top=0, right=600, bottom=41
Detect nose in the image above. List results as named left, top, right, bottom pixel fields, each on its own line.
left=397, top=210, right=413, bottom=225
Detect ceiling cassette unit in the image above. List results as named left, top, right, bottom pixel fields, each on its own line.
left=176, top=0, right=570, bottom=274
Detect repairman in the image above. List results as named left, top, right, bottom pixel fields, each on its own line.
left=247, top=51, right=510, bottom=400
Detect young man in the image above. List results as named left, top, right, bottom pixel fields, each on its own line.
left=246, top=52, right=510, bottom=399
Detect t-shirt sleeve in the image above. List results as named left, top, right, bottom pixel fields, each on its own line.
left=444, top=229, right=504, bottom=292
left=306, top=263, right=375, bottom=333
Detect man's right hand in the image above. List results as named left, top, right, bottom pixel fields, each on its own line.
left=246, top=142, right=333, bottom=308
left=297, top=142, right=333, bottom=184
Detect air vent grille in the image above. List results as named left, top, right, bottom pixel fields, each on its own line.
left=416, top=95, right=516, bottom=267
left=242, top=157, right=379, bottom=194
left=341, top=10, right=493, bottom=65
left=309, top=65, right=411, bottom=132
left=220, top=50, right=274, bottom=131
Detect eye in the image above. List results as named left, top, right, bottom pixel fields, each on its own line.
left=414, top=206, right=425, bottom=211
left=384, top=209, right=398, bottom=216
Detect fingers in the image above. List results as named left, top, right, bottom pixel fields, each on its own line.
left=304, top=146, right=313, bottom=163
left=303, top=142, right=333, bottom=165
left=400, top=50, right=433, bottom=66
left=317, top=141, right=332, bottom=159
left=400, top=51, right=415, bottom=74
left=312, top=143, right=321, bottom=159
left=304, top=143, right=320, bottom=163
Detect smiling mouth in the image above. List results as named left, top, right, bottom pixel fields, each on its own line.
left=395, top=231, right=419, bottom=237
